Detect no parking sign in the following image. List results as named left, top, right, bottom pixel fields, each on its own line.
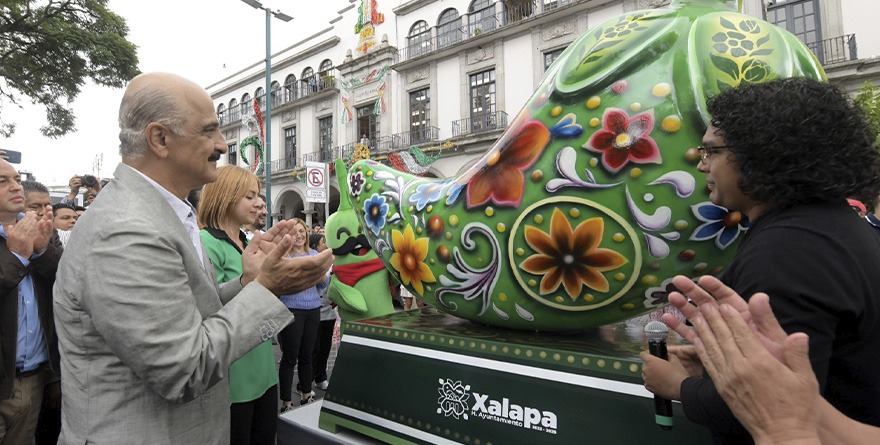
left=305, top=161, right=328, bottom=203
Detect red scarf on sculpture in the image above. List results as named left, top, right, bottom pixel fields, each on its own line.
left=332, top=258, right=386, bottom=286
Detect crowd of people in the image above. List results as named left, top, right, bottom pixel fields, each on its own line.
left=2, top=72, right=879, bottom=445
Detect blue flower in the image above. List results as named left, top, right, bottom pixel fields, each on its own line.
left=445, top=182, right=464, bottom=205
left=549, top=113, right=584, bottom=139
left=409, top=181, right=444, bottom=211
left=688, top=202, right=750, bottom=249
left=363, top=194, right=389, bottom=235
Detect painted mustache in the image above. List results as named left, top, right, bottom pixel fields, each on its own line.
left=332, top=233, right=372, bottom=256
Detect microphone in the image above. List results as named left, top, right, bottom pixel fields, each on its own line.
left=645, top=321, right=674, bottom=430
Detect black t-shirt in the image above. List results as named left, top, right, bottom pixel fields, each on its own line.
left=680, top=203, right=880, bottom=444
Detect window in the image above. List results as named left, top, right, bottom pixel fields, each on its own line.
left=302, top=67, right=316, bottom=95
left=767, top=0, right=825, bottom=62
left=241, top=93, right=252, bottom=117
left=469, top=69, right=496, bottom=132
left=271, top=81, right=282, bottom=107
left=319, top=59, right=333, bottom=73
left=254, top=87, right=265, bottom=111
left=468, top=0, right=496, bottom=37
left=356, top=106, right=379, bottom=149
left=409, top=89, right=430, bottom=144
left=504, top=0, right=534, bottom=24
left=227, top=142, right=237, bottom=166
left=284, top=74, right=297, bottom=102
left=437, top=9, right=462, bottom=48
left=228, top=98, right=240, bottom=122
left=544, top=47, right=565, bottom=71
left=284, top=126, right=297, bottom=169
left=318, top=116, right=333, bottom=157
left=217, top=104, right=227, bottom=126
left=408, top=21, right=432, bottom=57
left=319, top=60, right=335, bottom=90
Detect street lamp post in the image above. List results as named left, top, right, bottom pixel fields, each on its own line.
left=242, top=0, right=292, bottom=229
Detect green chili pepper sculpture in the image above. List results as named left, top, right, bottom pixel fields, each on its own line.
left=326, top=159, right=395, bottom=325
left=346, top=0, right=824, bottom=331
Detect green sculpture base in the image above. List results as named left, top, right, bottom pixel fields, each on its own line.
left=318, top=308, right=710, bottom=444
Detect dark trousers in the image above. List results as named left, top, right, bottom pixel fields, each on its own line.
left=230, top=384, right=278, bottom=445
left=312, top=319, right=336, bottom=383
left=278, top=308, right=320, bottom=402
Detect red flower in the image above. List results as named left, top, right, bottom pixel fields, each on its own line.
left=465, top=116, right=550, bottom=208
left=584, top=108, right=661, bottom=174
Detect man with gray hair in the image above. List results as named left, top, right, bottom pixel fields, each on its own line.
left=54, top=72, right=333, bottom=444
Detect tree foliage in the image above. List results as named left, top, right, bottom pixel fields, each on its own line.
left=0, top=0, right=139, bottom=138
left=854, top=81, right=880, bottom=149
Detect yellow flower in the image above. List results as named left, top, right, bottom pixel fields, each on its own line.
left=390, top=225, right=436, bottom=296
left=521, top=208, right=627, bottom=300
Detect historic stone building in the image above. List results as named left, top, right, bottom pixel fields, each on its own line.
left=208, top=0, right=880, bottom=226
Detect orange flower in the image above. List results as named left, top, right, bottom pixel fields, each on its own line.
left=521, top=208, right=627, bottom=299
left=389, top=225, right=436, bottom=296
left=465, top=117, right=550, bottom=208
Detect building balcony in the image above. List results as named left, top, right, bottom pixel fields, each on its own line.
left=396, top=0, right=582, bottom=64
left=452, top=111, right=509, bottom=137
left=266, top=156, right=299, bottom=175
left=808, top=34, right=857, bottom=65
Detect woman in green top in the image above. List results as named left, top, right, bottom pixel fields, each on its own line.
left=197, top=165, right=277, bottom=445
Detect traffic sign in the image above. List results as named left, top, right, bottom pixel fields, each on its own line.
left=306, top=161, right=328, bottom=203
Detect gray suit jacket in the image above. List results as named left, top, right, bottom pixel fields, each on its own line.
left=54, top=163, right=292, bottom=444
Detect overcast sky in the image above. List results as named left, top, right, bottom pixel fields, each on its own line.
left=3, top=0, right=337, bottom=186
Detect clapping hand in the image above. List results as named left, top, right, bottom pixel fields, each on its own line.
left=241, top=220, right=333, bottom=295
left=662, top=275, right=787, bottom=362
left=3, top=206, right=54, bottom=258
left=666, top=277, right=820, bottom=444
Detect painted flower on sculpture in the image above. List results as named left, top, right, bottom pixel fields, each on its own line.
left=363, top=194, right=389, bottom=235
left=465, top=117, right=550, bottom=208
left=521, top=208, right=627, bottom=300
left=389, top=225, right=436, bottom=296
left=584, top=108, right=661, bottom=174
left=689, top=201, right=750, bottom=249
left=409, top=181, right=445, bottom=211
left=349, top=171, right=365, bottom=196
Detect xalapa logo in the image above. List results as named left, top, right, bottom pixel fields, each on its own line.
left=436, top=378, right=558, bottom=434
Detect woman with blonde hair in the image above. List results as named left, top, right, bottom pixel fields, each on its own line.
left=277, top=218, right=329, bottom=412
left=197, top=165, right=277, bottom=444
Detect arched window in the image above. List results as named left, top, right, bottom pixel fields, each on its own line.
left=254, top=87, right=265, bottom=110
left=241, top=93, right=251, bottom=116
left=284, top=74, right=297, bottom=102
left=271, top=81, right=282, bottom=107
left=468, top=0, right=495, bottom=36
left=216, top=103, right=227, bottom=126
left=319, top=59, right=333, bottom=73
left=407, top=20, right=432, bottom=57
left=318, top=59, right=335, bottom=90
left=228, top=98, right=239, bottom=121
left=302, top=67, right=316, bottom=94
left=437, top=9, right=461, bottom=48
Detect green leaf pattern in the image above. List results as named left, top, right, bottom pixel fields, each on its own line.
left=710, top=18, right=775, bottom=88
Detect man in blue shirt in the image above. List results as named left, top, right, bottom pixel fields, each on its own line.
left=0, top=159, right=61, bottom=444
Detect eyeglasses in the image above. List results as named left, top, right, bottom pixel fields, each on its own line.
left=697, top=145, right=732, bottom=162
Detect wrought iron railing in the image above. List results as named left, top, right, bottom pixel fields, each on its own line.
left=267, top=156, right=299, bottom=173
left=452, top=111, right=508, bottom=137
left=395, top=1, right=578, bottom=64
left=807, top=34, right=857, bottom=65
left=503, top=0, right=537, bottom=25
left=397, top=126, right=440, bottom=148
